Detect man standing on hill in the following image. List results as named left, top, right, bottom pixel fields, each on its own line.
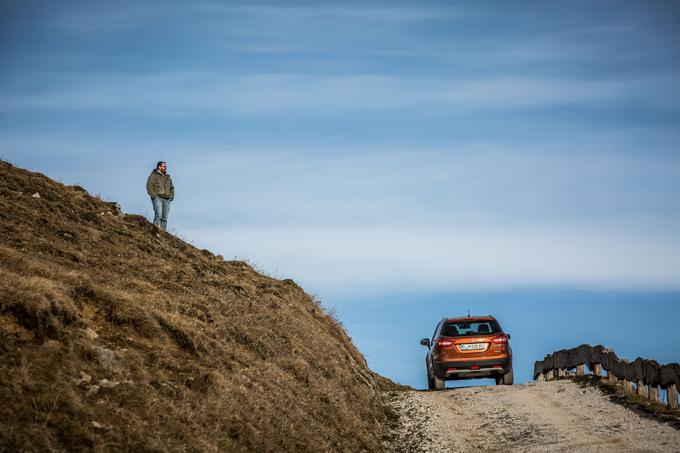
left=146, top=161, right=174, bottom=231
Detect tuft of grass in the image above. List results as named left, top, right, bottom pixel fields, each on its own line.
left=0, top=273, right=77, bottom=343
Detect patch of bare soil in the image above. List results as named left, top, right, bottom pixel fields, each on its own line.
left=385, top=381, right=680, bottom=452
left=0, top=160, right=395, bottom=452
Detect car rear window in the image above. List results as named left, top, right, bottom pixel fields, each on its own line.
left=441, top=320, right=501, bottom=337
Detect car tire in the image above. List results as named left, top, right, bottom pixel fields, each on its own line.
left=502, top=368, right=514, bottom=385
left=427, top=372, right=435, bottom=390
left=433, top=375, right=445, bottom=390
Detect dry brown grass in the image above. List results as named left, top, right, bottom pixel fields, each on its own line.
left=0, top=160, right=397, bottom=452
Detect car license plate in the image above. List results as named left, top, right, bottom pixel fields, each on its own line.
left=460, top=343, right=486, bottom=351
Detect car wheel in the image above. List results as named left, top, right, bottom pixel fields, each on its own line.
left=502, top=368, right=514, bottom=385
left=433, top=375, right=445, bottom=390
left=427, top=372, right=435, bottom=390
left=494, top=374, right=503, bottom=385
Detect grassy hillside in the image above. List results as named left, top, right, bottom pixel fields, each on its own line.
left=0, top=160, right=394, bottom=452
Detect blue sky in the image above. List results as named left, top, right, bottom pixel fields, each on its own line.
left=2, top=0, right=680, bottom=387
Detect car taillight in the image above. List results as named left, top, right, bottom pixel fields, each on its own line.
left=491, top=334, right=508, bottom=344
left=435, top=339, right=453, bottom=349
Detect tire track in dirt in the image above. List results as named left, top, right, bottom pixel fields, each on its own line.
left=384, top=380, right=680, bottom=452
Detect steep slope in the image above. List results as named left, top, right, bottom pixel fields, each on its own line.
left=0, top=160, right=390, bottom=452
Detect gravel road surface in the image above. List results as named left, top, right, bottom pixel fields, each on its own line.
left=384, top=380, right=680, bottom=452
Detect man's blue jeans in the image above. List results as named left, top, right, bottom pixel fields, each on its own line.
left=152, top=197, right=171, bottom=231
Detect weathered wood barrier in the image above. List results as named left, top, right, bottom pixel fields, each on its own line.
left=534, top=344, right=680, bottom=409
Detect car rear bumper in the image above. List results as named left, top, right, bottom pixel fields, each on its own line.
left=434, top=357, right=512, bottom=379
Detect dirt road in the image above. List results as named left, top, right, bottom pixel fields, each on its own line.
left=384, top=380, right=680, bottom=452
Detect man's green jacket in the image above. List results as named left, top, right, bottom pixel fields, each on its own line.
left=146, top=170, right=175, bottom=201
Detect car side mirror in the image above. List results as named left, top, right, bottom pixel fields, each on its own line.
left=507, top=334, right=511, bottom=339
left=420, top=338, right=431, bottom=348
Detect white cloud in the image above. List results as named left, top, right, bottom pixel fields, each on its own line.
left=3, top=72, right=679, bottom=115
left=193, top=3, right=465, bottom=23
left=168, top=143, right=680, bottom=226
left=163, top=144, right=680, bottom=295
left=38, top=3, right=163, bottom=32
left=183, top=224, right=680, bottom=296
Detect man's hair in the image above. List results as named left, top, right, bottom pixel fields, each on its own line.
left=156, top=161, right=166, bottom=169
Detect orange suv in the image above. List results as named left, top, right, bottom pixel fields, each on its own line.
left=420, top=315, right=513, bottom=389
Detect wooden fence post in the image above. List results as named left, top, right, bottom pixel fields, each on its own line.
left=576, top=364, right=585, bottom=376
left=593, top=363, right=602, bottom=377
left=546, top=370, right=554, bottom=381
left=648, top=386, right=659, bottom=403
left=623, top=380, right=633, bottom=394
left=667, top=384, right=678, bottom=409
left=607, top=371, right=617, bottom=383
left=636, top=380, right=647, bottom=397
left=537, top=372, right=545, bottom=382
